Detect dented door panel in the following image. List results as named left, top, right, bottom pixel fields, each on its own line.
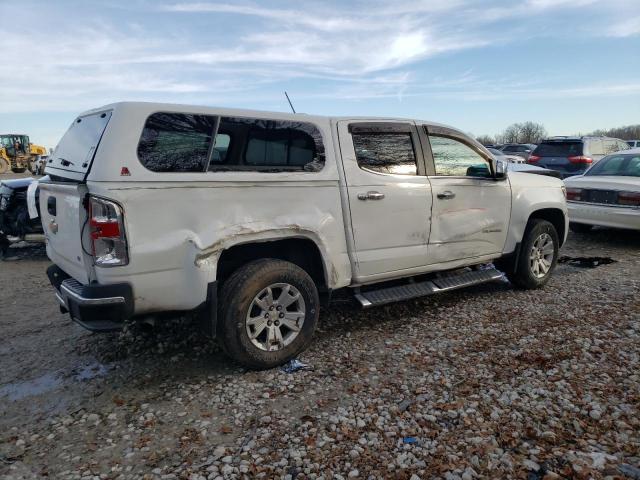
left=427, top=177, right=511, bottom=263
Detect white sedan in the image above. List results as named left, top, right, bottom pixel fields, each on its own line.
left=564, top=148, right=640, bottom=232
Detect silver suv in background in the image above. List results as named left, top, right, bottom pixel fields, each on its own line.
left=528, top=136, right=629, bottom=178
left=627, top=140, right=640, bottom=148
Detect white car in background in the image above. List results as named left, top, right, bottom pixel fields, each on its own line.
left=487, top=147, right=525, bottom=164
left=565, top=148, right=640, bottom=232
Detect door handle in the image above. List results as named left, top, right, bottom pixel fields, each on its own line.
left=437, top=191, right=456, bottom=200
left=357, top=191, right=385, bottom=201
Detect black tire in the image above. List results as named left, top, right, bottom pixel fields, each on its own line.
left=218, top=259, right=319, bottom=369
left=11, top=167, right=26, bottom=173
left=569, top=222, right=593, bottom=233
left=506, top=219, right=559, bottom=290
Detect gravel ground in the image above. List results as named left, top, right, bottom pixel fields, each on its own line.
left=0, top=228, right=639, bottom=480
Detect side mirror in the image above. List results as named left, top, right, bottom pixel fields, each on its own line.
left=494, top=159, right=507, bottom=179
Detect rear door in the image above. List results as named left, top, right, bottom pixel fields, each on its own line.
left=40, top=110, right=113, bottom=283
left=423, top=125, right=511, bottom=265
left=337, top=120, right=432, bottom=279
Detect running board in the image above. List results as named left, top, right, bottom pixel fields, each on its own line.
left=354, top=268, right=504, bottom=308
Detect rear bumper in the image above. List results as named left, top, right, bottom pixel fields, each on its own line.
left=47, top=264, right=134, bottom=332
left=567, top=202, right=640, bottom=230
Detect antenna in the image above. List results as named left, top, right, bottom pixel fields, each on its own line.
left=284, top=91, right=296, bottom=114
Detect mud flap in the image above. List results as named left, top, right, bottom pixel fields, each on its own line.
left=198, top=281, right=218, bottom=338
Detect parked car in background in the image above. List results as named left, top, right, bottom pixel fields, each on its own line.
left=0, top=177, right=45, bottom=257
left=528, top=136, right=630, bottom=178
left=626, top=140, right=640, bottom=148
left=487, top=147, right=525, bottom=164
left=500, top=144, right=537, bottom=161
left=564, top=148, right=640, bottom=232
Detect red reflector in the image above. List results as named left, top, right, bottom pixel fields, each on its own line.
left=90, top=218, right=121, bottom=239
left=566, top=188, right=582, bottom=201
left=120, top=167, right=131, bottom=176
left=618, top=191, right=640, bottom=206
left=567, top=155, right=593, bottom=164
left=528, top=155, right=541, bottom=163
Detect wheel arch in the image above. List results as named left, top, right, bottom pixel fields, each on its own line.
left=528, top=208, right=567, bottom=246
left=216, top=236, right=329, bottom=292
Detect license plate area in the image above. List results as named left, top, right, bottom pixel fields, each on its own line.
left=585, top=190, right=617, bottom=204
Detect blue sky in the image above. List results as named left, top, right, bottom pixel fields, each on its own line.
left=1, top=0, right=639, bottom=149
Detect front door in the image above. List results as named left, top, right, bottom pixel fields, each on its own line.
left=423, top=126, right=511, bottom=265
left=337, top=121, right=432, bottom=280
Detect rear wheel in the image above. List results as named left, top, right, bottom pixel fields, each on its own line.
left=11, top=167, right=26, bottom=173
left=505, top=219, right=559, bottom=289
left=218, top=259, right=319, bottom=369
left=569, top=222, right=593, bottom=233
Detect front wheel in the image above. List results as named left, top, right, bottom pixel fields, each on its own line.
left=218, top=259, right=319, bottom=369
left=507, top=219, right=559, bottom=289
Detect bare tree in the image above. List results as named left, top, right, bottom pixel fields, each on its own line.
left=502, top=124, right=522, bottom=144
left=500, top=121, right=547, bottom=144
left=475, top=134, right=495, bottom=145
left=519, top=121, right=547, bottom=143
left=588, top=124, right=640, bottom=140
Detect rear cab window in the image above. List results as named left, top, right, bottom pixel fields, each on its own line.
left=138, top=113, right=325, bottom=173
left=45, top=111, right=112, bottom=181
left=352, top=132, right=418, bottom=175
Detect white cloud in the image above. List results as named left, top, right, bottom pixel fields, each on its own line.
left=606, top=16, right=640, bottom=37
left=0, top=0, right=638, bottom=114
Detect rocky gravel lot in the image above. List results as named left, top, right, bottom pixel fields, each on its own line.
left=0, top=229, right=639, bottom=480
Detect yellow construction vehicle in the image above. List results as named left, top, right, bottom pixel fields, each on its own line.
left=0, top=134, right=48, bottom=174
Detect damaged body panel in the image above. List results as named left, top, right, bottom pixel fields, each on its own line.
left=0, top=177, right=44, bottom=256
left=38, top=101, right=568, bottom=369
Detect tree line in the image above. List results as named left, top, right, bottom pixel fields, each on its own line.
left=476, top=122, right=640, bottom=145
left=476, top=121, right=547, bottom=145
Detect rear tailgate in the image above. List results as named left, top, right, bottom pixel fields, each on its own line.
left=532, top=141, right=583, bottom=175
left=39, top=182, right=91, bottom=283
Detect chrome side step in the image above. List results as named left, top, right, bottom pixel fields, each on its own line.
left=354, top=268, right=504, bottom=308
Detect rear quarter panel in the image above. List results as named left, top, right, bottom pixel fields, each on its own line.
left=86, top=105, right=350, bottom=314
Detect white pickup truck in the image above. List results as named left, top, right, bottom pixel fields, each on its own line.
left=39, top=102, right=568, bottom=369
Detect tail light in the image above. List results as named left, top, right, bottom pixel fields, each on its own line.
left=88, top=196, right=128, bottom=266
left=617, top=191, right=640, bottom=207
left=565, top=188, right=583, bottom=201
left=528, top=154, right=541, bottom=163
left=567, top=155, right=593, bottom=165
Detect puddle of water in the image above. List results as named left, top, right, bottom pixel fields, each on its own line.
left=0, top=361, right=111, bottom=402
left=72, top=361, right=110, bottom=381
left=558, top=256, right=617, bottom=269
left=0, top=372, right=63, bottom=401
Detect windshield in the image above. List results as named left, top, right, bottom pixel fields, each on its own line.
left=534, top=141, right=583, bottom=156
left=0, top=135, right=28, bottom=147
left=585, top=153, right=640, bottom=177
